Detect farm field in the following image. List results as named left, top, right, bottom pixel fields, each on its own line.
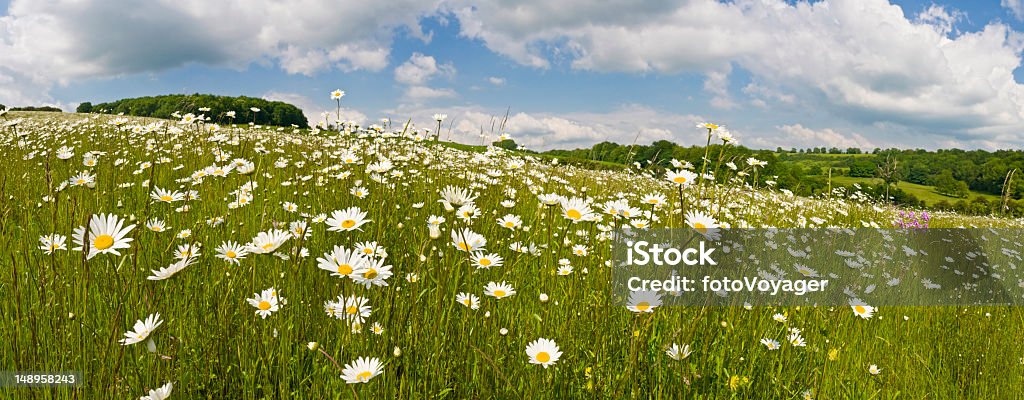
left=1, top=111, right=1023, bottom=399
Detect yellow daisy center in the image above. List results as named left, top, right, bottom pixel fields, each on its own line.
left=693, top=222, right=707, bottom=234
left=493, top=290, right=506, bottom=297
left=457, top=242, right=469, bottom=251
left=346, top=305, right=358, bottom=314
left=566, top=209, right=582, bottom=220
left=635, top=302, right=650, bottom=311
left=337, top=264, right=353, bottom=275
left=479, top=258, right=492, bottom=266
left=226, top=251, right=236, bottom=258
left=93, top=234, right=114, bottom=250
left=505, top=222, right=515, bottom=227
left=341, top=219, right=356, bottom=229
left=854, top=305, right=866, bottom=314
left=356, top=371, right=372, bottom=382
left=160, top=195, right=173, bottom=202
left=536, top=352, right=551, bottom=363
left=673, top=176, right=687, bottom=184
left=363, top=268, right=378, bottom=279
left=262, top=242, right=274, bottom=250
left=258, top=301, right=271, bottom=311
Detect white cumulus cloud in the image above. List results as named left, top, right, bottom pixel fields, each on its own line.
left=755, top=124, right=876, bottom=150
left=1003, top=0, right=1024, bottom=21
left=389, top=104, right=705, bottom=150
left=394, top=53, right=458, bottom=102
left=0, top=0, right=438, bottom=104
left=394, top=53, right=455, bottom=85
left=262, top=91, right=367, bottom=128
left=448, top=0, right=1024, bottom=145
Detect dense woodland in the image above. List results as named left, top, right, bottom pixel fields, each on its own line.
left=78, top=94, right=307, bottom=127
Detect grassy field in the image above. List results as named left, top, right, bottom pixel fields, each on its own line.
left=775, top=152, right=874, bottom=172
left=1, top=111, right=1023, bottom=398
left=828, top=175, right=1001, bottom=206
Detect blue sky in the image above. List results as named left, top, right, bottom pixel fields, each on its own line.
left=3, top=0, right=1024, bottom=150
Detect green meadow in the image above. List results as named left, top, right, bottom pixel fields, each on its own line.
left=1, top=111, right=1022, bottom=399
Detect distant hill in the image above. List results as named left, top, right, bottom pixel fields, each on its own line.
left=79, top=94, right=307, bottom=127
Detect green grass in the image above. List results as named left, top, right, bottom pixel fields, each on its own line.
left=828, top=176, right=1001, bottom=206
left=1, top=112, right=1023, bottom=398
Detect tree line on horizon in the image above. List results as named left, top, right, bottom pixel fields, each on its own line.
left=514, top=139, right=1024, bottom=216
left=0, top=104, right=62, bottom=112
left=76, top=94, right=308, bottom=127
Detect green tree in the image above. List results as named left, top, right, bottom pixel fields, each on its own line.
left=11, top=106, right=62, bottom=112
left=87, top=94, right=308, bottom=127
left=848, top=161, right=876, bottom=177
left=933, top=171, right=969, bottom=198
left=76, top=102, right=93, bottom=113
left=905, top=164, right=930, bottom=185
left=492, top=139, right=519, bottom=151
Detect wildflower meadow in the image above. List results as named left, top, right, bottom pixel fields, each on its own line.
left=1, top=103, right=1022, bottom=399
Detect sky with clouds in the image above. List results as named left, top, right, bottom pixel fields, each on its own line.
left=2, top=0, right=1024, bottom=151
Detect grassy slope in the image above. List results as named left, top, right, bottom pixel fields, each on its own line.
left=828, top=175, right=1001, bottom=206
